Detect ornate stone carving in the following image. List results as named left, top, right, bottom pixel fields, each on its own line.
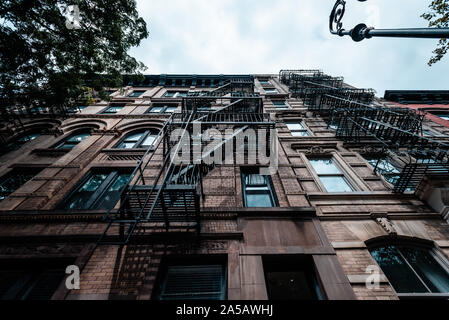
left=42, top=128, right=64, bottom=137
left=92, top=128, right=122, bottom=137
left=371, top=213, right=397, bottom=236
left=304, top=146, right=329, bottom=156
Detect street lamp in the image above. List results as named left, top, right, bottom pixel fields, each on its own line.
left=330, top=0, right=449, bottom=42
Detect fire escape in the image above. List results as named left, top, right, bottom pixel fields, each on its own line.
left=280, top=70, right=449, bottom=194
left=99, top=77, right=275, bottom=244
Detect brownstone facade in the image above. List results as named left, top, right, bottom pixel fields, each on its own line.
left=1, top=73, right=448, bottom=300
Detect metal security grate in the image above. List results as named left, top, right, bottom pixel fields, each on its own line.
left=158, top=265, right=226, bottom=300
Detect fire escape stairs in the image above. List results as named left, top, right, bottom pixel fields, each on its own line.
left=98, top=78, right=272, bottom=245
left=280, top=70, right=449, bottom=195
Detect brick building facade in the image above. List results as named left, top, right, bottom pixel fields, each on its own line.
left=1, top=72, right=449, bottom=300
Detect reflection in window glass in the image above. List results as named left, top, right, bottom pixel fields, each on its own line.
left=57, top=133, right=90, bottom=150
left=95, top=173, right=131, bottom=210
left=148, top=104, right=178, bottom=114
left=309, top=158, right=355, bottom=192
left=0, top=170, right=41, bottom=201
left=272, top=101, right=289, bottom=110
left=242, top=171, right=277, bottom=208
left=365, top=158, right=400, bottom=185
left=116, top=130, right=158, bottom=149
left=286, top=122, right=310, bottom=137
left=3, top=133, right=41, bottom=155
left=102, top=106, right=124, bottom=114
left=371, top=245, right=449, bottom=295
left=128, top=91, right=145, bottom=98
left=62, top=171, right=130, bottom=210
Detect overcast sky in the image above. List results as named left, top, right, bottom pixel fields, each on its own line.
left=130, top=0, right=448, bottom=96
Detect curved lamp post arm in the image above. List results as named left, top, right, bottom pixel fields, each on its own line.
left=330, top=0, right=449, bottom=42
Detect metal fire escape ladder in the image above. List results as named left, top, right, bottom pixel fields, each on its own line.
left=280, top=69, right=449, bottom=193
left=99, top=76, right=272, bottom=244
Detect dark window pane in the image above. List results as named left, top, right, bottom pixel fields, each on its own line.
left=0, top=171, right=40, bottom=201
left=64, top=174, right=108, bottom=210
left=400, top=247, right=449, bottom=293
left=371, top=246, right=428, bottom=294
left=264, top=258, right=322, bottom=300
left=95, top=174, right=130, bottom=210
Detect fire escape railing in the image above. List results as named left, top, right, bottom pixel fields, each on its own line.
left=98, top=78, right=275, bottom=245
left=280, top=70, right=449, bottom=194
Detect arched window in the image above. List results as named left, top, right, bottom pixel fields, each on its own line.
left=370, top=243, right=449, bottom=298
left=1, top=132, right=41, bottom=156
left=115, top=130, right=158, bottom=149
left=56, top=132, right=91, bottom=150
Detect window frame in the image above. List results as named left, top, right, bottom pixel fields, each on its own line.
left=307, top=156, right=358, bottom=193
left=114, top=130, right=159, bottom=150
left=264, top=88, right=279, bottom=94
left=163, top=91, right=188, bottom=98
left=0, top=168, right=43, bottom=202
left=147, top=103, right=179, bottom=114
left=153, top=256, right=228, bottom=301
left=272, top=100, right=291, bottom=110
left=364, top=156, right=401, bottom=187
left=286, top=121, right=311, bottom=137
left=59, top=168, right=131, bottom=211
left=368, top=241, right=449, bottom=299
left=241, top=168, right=278, bottom=208
left=53, top=131, right=91, bottom=150
left=127, top=90, right=145, bottom=98
left=100, top=105, right=125, bottom=114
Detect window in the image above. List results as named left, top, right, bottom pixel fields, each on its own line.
left=241, top=169, right=278, bottom=208
left=286, top=122, right=310, bottom=137
left=0, top=169, right=42, bottom=201
left=264, top=88, right=279, bottom=94
left=164, top=91, right=188, bottom=98
left=61, top=170, right=131, bottom=210
left=115, top=130, right=158, bottom=149
left=272, top=100, right=290, bottom=110
left=154, top=258, right=227, bottom=300
left=309, top=158, right=355, bottom=192
left=56, top=132, right=90, bottom=150
left=101, top=105, right=124, bottom=114
left=68, top=106, right=87, bottom=114
left=4, top=133, right=41, bottom=153
left=0, top=259, right=71, bottom=300
left=128, top=91, right=145, bottom=98
left=148, top=103, right=178, bottom=114
left=365, top=157, right=401, bottom=185
left=370, top=245, right=449, bottom=298
left=259, top=80, right=271, bottom=86
left=263, top=256, right=323, bottom=300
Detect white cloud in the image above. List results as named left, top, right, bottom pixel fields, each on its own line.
left=131, top=0, right=448, bottom=95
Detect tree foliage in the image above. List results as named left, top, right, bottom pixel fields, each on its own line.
left=0, top=0, right=148, bottom=113
left=422, top=0, right=449, bottom=66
